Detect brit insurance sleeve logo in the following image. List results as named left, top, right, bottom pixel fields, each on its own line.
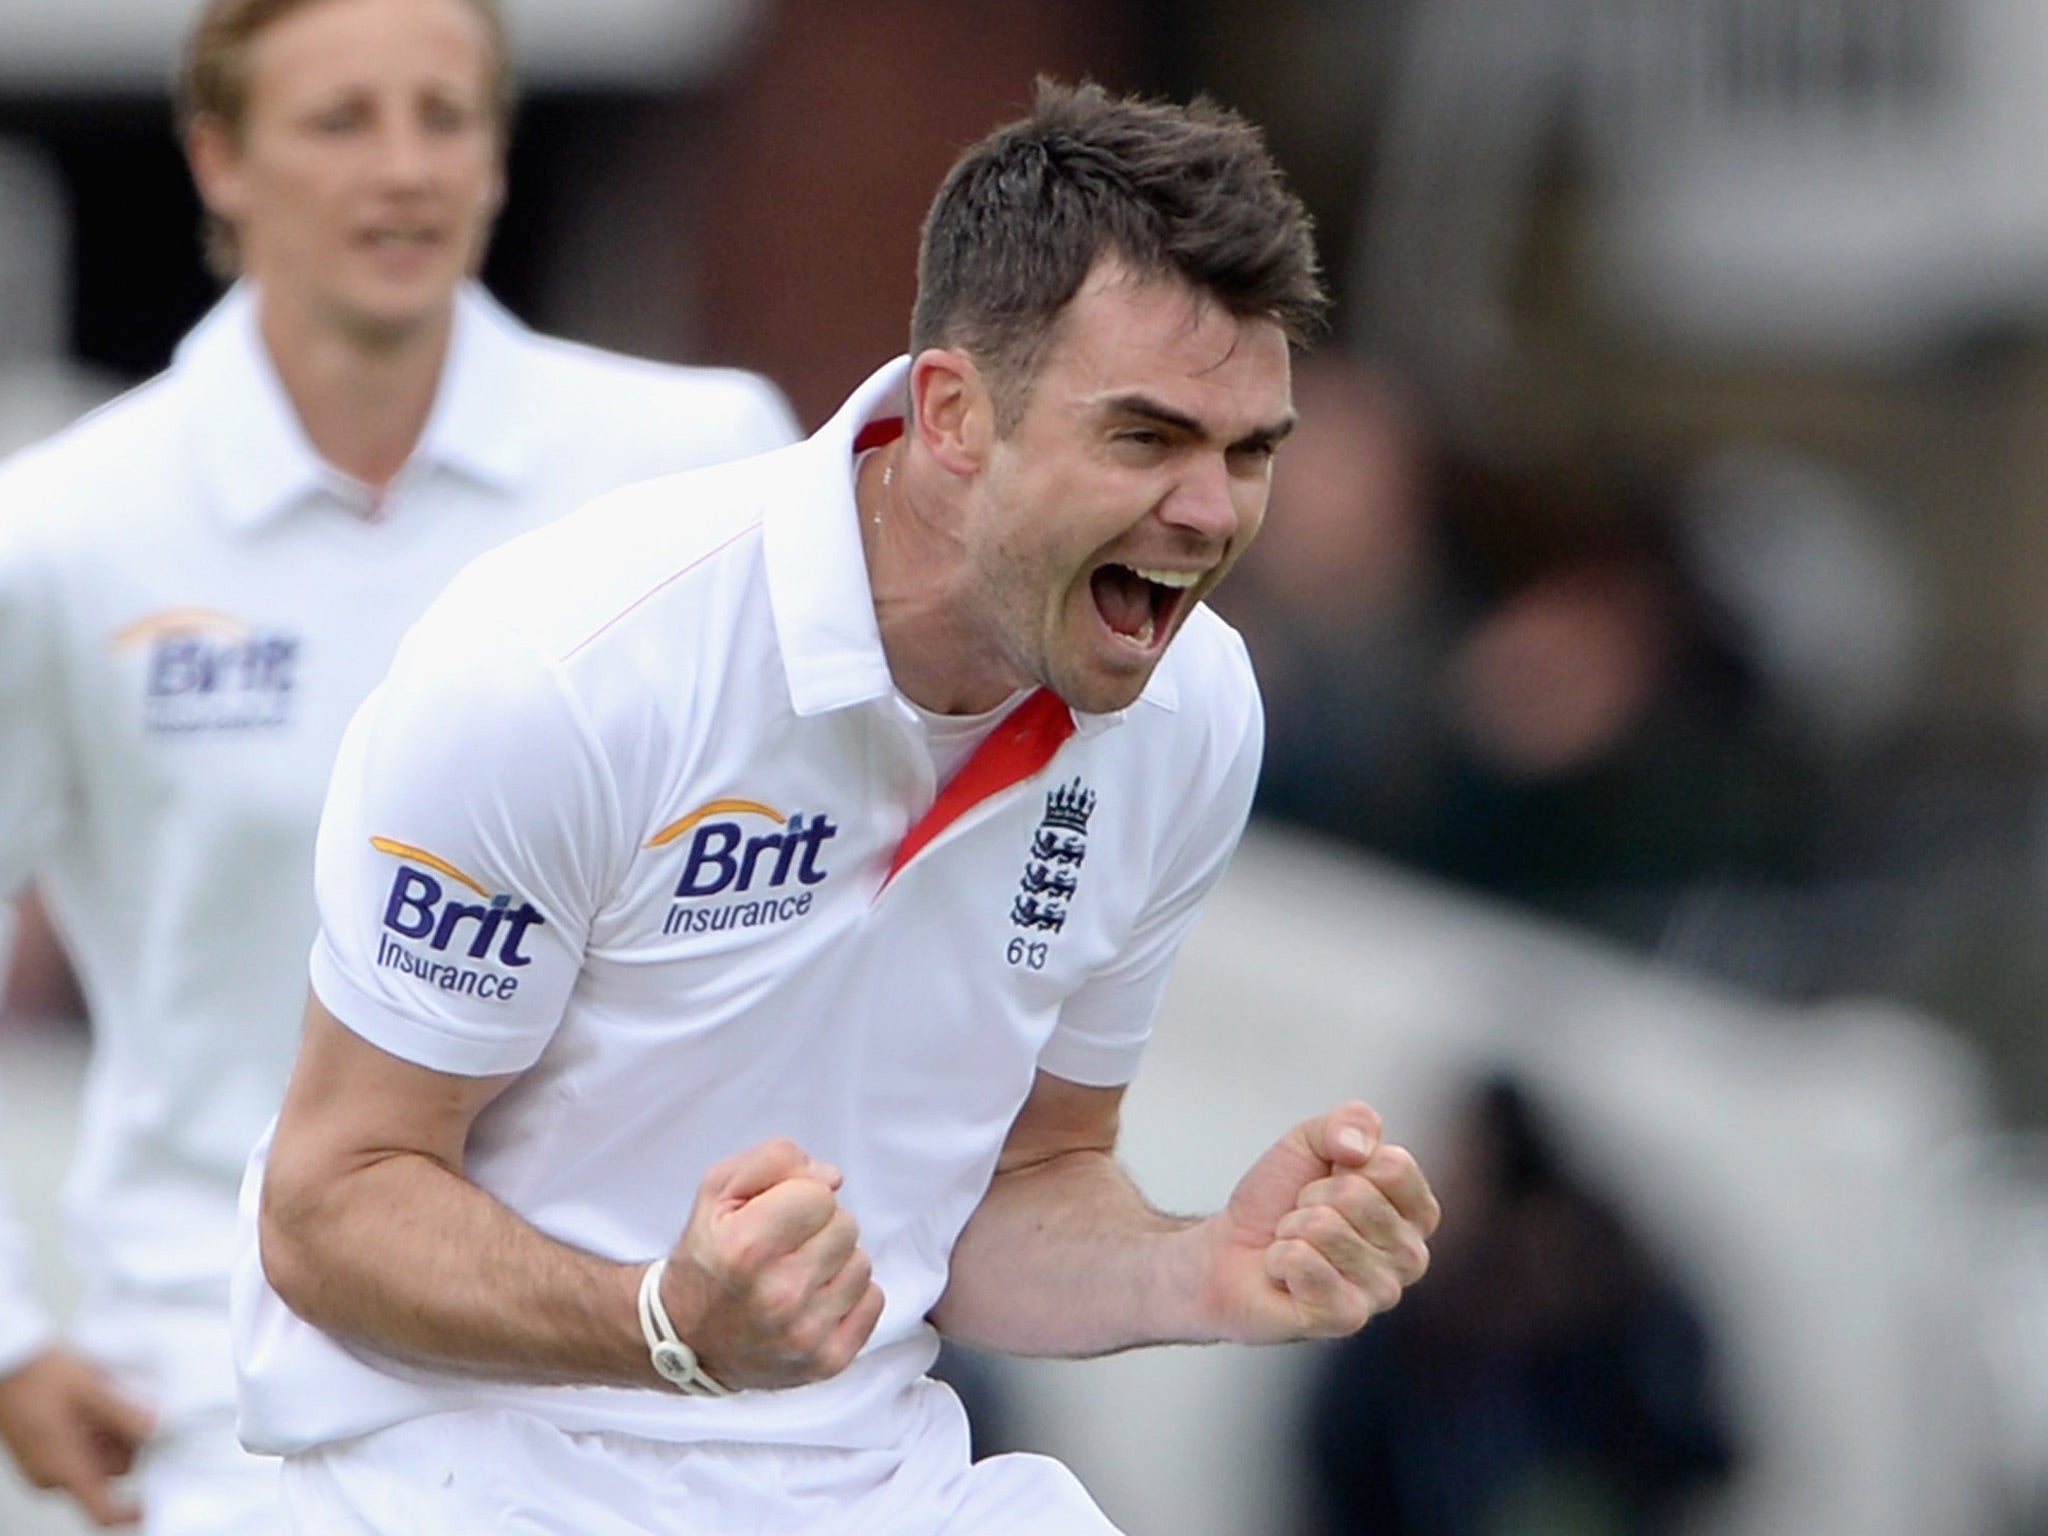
left=1006, top=778, right=1094, bottom=969
left=113, top=608, right=300, bottom=735
left=370, top=838, right=546, bottom=1001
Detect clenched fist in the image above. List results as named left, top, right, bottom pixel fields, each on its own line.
left=1201, top=1101, right=1440, bottom=1344
left=658, top=1138, right=886, bottom=1391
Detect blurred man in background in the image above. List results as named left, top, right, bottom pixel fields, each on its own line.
left=0, top=0, right=798, bottom=1527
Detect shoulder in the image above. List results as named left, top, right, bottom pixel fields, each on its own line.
left=491, top=316, right=801, bottom=464
left=0, top=371, right=186, bottom=552
left=415, top=448, right=783, bottom=665
left=0, top=369, right=184, bottom=487
left=368, top=457, right=787, bottom=828
left=1099, top=605, right=1265, bottom=837
left=525, top=333, right=792, bottom=419
left=1150, top=604, right=1262, bottom=742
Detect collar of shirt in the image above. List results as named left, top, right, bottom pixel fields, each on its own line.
left=176, top=281, right=532, bottom=535
left=758, top=356, right=1171, bottom=734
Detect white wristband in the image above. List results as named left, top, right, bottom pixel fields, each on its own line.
left=637, top=1259, right=734, bottom=1397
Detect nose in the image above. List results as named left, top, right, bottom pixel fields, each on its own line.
left=1159, top=450, right=1247, bottom=546
left=371, top=113, right=438, bottom=188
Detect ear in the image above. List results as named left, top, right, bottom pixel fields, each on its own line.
left=908, top=348, right=993, bottom=479
left=186, top=115, right=248, bottom=225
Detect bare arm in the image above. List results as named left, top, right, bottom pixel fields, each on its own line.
left=260, top=996, right=650, bottom=1385
left=260, top=995, right=883, bottom=1391
left=930, top=1071, right=1439, bottom=1358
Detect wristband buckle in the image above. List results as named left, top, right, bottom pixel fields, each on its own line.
left=637, top=1258, right=735, bottom=1397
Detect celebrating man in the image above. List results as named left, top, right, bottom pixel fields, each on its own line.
left=235, top=79, right=1438, bottom=1535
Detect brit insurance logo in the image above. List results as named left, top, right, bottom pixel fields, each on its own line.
left=113, top=608, right=300, bottom=736
left=370, top=838, right=546, bottom=1002
left=1006, top=778, right=1093, bottom=971
left=649, top=798, right=839, bottom=937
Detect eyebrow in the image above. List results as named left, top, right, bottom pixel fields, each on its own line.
left=1101, top=392, right=1298, bottom=453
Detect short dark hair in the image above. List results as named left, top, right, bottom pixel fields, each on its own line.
left=176, top=0, right=515, bottom=279
left=911, top=78, right=1327, bottom=429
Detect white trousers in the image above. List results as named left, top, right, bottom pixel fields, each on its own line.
left=134, top=1407, right=285, bottom=1536
left=69, top=1291, right=285, bottom=1533
left=280, top=1386, right=1124, bottom=1536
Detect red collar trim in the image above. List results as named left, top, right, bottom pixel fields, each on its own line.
left=882, top=687, right=1076, bottom=889
left=853, top=418, right=905, bottom=456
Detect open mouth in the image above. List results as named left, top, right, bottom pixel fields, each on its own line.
left=1089, top=563, right=1202, bottom=650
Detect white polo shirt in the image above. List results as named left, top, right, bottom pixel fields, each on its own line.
left=0, top=283, right=798, bottom=1411
left=232, top=358, right=1264, bottom=1455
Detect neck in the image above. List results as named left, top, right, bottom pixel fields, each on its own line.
left=859, top=444, right=1023, bottom=716
left=258, top=293, right=455, bottom=489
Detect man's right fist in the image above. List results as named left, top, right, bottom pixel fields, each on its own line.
left=661, top=1137, right=885, bottom=1390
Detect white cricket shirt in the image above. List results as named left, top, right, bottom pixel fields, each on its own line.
left=0, top=282, right=798, bottom=1414
left=232, top=358, right=1265, bottom=1455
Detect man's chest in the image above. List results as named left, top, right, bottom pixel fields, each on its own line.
left=578, top=719, right=1143, bottom=1050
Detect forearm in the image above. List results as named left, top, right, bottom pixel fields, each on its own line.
left=261, top=1147, right=650, bottom=1389
left=931, top=1148, right=1225, bottom=1358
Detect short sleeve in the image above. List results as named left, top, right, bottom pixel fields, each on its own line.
left=0, top=1153, right=52, bottom=1376
left=309, top=615, right=621, bottom=1077
left=1038, top=647, right=1266, bottom=1088
left=0, top=459, right=70, bottom=1368
left=0, top=468, right=74, bottom=898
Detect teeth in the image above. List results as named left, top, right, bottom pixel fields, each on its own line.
left=1133, top=613, right=1155, bottom=646
left=1131, top=567, right=1202, bottom=588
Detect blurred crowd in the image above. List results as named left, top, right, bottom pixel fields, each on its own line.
left=1214, top=350, right=1938, bottom=1002
left=1185, top=0, right=2048, bottom=1138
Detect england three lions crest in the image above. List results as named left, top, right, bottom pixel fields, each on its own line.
left=1011, top=778, right=1094, bottom=935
